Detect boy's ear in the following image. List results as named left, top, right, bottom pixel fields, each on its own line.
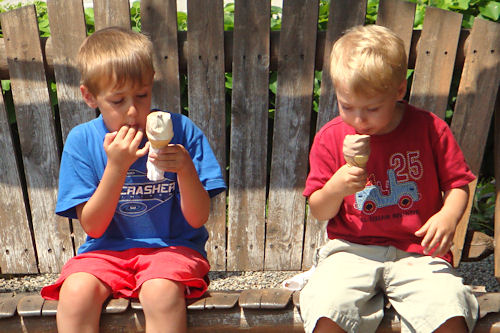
left=80, top=85, right=98, bottom=109
left=396, top=79, right=407, bottom=100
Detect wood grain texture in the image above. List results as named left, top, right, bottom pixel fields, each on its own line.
left=46, top=0, right=93, bottom=249
left=141, top=0, right=181, bottom=113
left=376, top=0, right=416, bottom=61
left=315, top=0, right=367, bottom=130
left=0, top=92, right=37, bottom=273
left=265, top=0, right=318, bottom=270
left=0, top=5, right=73, bottom=273
left=303, top=0, right=366, bottom=269
left=93, top=0, right=131, bottom=31
left=450, top=18, right=500, bottom=267
left=186, top=0, right=227, bottom=271
left=227, top=0, right=270, bottom=271
left=409, top=7, right=462, bottom=119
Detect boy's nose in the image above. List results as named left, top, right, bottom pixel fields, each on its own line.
left=126, top=104, right=139, bottom=124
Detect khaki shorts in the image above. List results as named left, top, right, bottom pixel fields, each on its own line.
left=299, top=239, right=478, bottom=333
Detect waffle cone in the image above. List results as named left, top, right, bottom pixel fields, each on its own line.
left=149, top=139, right=171, bottom=149
left=345, top=154, right=369, bottom=168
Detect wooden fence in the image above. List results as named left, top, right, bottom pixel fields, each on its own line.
left=0, top=0, right=499, bottom=276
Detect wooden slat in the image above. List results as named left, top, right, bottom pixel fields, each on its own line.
left=17, top=295, right=44, bottom=317
left=239, top=289, right=262, bottom=309
left=376, top=0, right=416, bottom=61
left=449, top=18, right=500, bottom=267
left=315, top=0, right=367, bottom=130
left=409, top=7, right=462, bottom=119
left=204, top=292, right=239, bottom=310
left=186, top=0, right=227, bottom=271
left=265, top=0, right=318, bottom=270
left=141, top=0, right=182, bottom=113
left=103, top=298, right=129, bottom=314
left=93, top=0, right=131, bottom=31
left=0, top=5, right=73, bottom=273
left=46, top=0, right=93, bottom=141
left=303, top=0, right=366, bottom=270
left=0, top=293, right=23, bottom=318
left=46, top=0, right=92, bottom=251
left=41, top=299, right=58, bottom=316
left=260, top=289, right=292, bottom=310
left=227, top=0, right=270, bottom=271
left=0, top=91, right=38, bottom=273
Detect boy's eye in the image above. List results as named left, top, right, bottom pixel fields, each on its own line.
left=137, top=93, right=148, bottom=98
left=111, top=99, right=124, bottom=105
left=367, top=107, right=380, bottom=112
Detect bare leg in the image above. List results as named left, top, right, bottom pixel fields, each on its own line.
left=434, top=316, right=468, bottom=333
left=57, top=272, right=111, bottom=333
left=314, top=317, right=346, bottom=333
left=139, top=278, right=187, bottom=333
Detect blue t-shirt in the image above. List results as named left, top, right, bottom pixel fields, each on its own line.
left=56, top=111, right=226, bottom=258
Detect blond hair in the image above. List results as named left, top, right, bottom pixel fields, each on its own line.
left=330, top=25, right=407, bottom=96
left=77, top=26, right=154, bottom=95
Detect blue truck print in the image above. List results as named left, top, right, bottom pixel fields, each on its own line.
left=355, top=169, right=420, bottom=215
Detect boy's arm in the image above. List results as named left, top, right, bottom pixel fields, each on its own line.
left=415, top=184, right=469, bottom=257
left=309, top=164, right=366, bottom=221
left=149, top=144, right=210, bottom=228
left=76, top=126, right=149, bottom=238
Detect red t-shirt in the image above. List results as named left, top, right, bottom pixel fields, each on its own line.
left=303, top=102, right=475, bottom=263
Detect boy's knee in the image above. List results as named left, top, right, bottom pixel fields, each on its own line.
left=139, top=278, right=186, bottom=313
left=59, top=272, right=110, bottom=310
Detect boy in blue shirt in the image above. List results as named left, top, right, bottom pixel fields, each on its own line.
left=41, top=27, right=226, bottom=333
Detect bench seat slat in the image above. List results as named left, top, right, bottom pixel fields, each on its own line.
left=103, top=298, right=129, bottom=314
left=0, top=293, right=24, bottom=319
left=17, top=295, right=44, bottom=317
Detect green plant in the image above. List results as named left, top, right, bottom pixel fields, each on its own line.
left=470, top=178, right=496, bottom=236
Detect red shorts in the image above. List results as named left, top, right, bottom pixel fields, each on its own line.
left=41, top=246, right=210, bottom=300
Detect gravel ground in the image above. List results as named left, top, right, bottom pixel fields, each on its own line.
left=1, top=255, right=499, bottom=294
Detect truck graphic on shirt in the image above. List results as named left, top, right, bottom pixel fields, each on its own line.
left=354, top=169, right=420, bottom=215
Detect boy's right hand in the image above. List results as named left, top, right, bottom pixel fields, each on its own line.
left=331, top=163, right=367, bottom=197
left=103, top=125, right=149, bottom=171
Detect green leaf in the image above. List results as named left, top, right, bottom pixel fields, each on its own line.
left=1, top=80, right=11, bottom=91
left=479, top=1, right=500, bottom=20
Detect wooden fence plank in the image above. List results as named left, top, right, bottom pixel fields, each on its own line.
left=227, top=0, right=270, bottom=271
left=93, top=0, right=131, bottom=31
left=449, top=18, right=500, bottom=266
left=186, top=0, right=227, bottom=271
left=141, top=0, right=181, bottom=113
left=409, top=7, right=462, bottom=119
left=302, top=0, right=366, bottom=270
left=315, top=0, right=367, bottom=130
left=376, top=0, right=416, bottom=60
left=46, top=0, right=93, bottom=252
left=0, top=5, right=73, bottom=273
left=265, top=0, right=319, bottom=270
left=0, top=94, right=38, bottom=273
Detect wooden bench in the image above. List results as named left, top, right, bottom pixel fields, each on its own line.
left=0, top=0, right=499, bottom=331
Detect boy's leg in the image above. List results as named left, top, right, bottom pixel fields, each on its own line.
left=385, top=250, right=478, bottom=333
left=139, top=278, right=187, bottom=333
left=57, top=272, right=112, bottom=333
left=300, top=239, right=387, bottom=333
left=434, top=316, right=468, bottom=333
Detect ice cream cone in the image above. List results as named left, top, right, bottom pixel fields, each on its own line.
left=343, top=134, right=370, bottom=168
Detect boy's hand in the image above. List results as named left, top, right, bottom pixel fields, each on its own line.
left=104, top=125, right=149, bottom=170
left=415, top=210, right=456, bottom=257
left=148, top=144, right=193, bottom=176
left=333, top=163, right=368, bottom=197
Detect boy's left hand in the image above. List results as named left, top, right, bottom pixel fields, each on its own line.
left=148, top=144, right=194, bottom=176
left=415, top=210, right=456, bottom=257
